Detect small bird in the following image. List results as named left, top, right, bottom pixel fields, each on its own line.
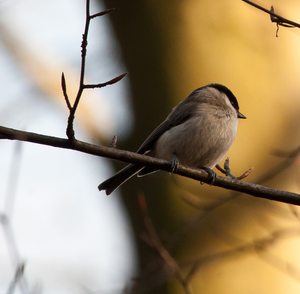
left=98, top=83, right=246, bottom=195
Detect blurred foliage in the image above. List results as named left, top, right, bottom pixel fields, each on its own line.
left=101, top=0, right=300, bottom=293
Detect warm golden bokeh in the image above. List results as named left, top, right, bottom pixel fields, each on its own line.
left=101, top=1, right=300, bottom=293
left=163, top=1, right=300, bottom=293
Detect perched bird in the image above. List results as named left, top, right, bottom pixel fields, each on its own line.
left=98, top=83, right=246, bottom=195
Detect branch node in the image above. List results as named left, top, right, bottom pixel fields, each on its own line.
left=66, top=114, right=75, bottom=140
left=81, top=37, right=88, bottom=58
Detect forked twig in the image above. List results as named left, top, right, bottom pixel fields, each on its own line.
left=242, top=0, right=300, bottom=36
left=62, top=0, right=126, bottom=140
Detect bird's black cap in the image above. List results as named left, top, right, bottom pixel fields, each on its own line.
left=209, top=83, right=246, bottom=119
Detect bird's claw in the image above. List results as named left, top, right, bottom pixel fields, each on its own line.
left=201, top=167, right=216, bottom=184
left=223, top=158, right=236, bottom=179
left=217, top=158, right=252, bottom=180
left=170, top=154, right=179, bottom=173
left=216, top=158, right=237, bottom=179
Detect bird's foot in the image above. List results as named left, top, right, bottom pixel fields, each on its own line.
left=170, top=153, right=179, bottom=173
left=200, top=167, right=216, bottom=184
left=216, top=158, right=236, bottom=179
left=216, top=158, right=253, bottom=180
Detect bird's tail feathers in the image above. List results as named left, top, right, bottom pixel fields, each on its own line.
left=137, top=166, right=158, bottom=177
left=98, top=164, right=143, bottom=195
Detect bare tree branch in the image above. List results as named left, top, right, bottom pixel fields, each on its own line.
left=0, top=125, right=300, bottom=205
left=242, top=0, right=300, bottom=29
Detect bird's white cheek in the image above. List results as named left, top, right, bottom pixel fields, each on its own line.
left=222, top=115, right=238, bottom=138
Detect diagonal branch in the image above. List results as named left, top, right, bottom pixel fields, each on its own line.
left=139, top=195, right=193, bottom=294
left=242, top=0, right=300, bottom=28
left=0, top=125, right=300, bottom=206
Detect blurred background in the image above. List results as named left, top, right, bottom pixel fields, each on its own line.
left=1, top=0, right=300, bottom=293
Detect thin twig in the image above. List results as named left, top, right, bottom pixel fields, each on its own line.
left=1, top=214, right=29, bottom=293
left=1, top=142, right=29, bottom=293
left=65, top=0, right=91, bottom=139
left=64, top=0, right=123, bottom=140
left=61, top=72, right=71, bottom=110
left=90, top=8, right=115, bottom=19
left=83, top=73, right=127, bottom=89
left=242, top=0, right=300, bottom=28
left=0, top=125, right=300, bottom=206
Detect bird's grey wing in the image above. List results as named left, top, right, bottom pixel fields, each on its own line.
left=137, top=100, right=195, bottom=154
left=136, top=119, right=173, bottom=154
left=137, top=100, right=196, bottom=176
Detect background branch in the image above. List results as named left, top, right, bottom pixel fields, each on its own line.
left=139, top=195, right=193, bottom=294
left=185, top=226, right=300, bottom=283
left=242, top=0, right=300, bottom=28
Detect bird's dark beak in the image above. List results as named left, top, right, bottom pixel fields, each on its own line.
left=237, top=111, right=246, bottom=119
